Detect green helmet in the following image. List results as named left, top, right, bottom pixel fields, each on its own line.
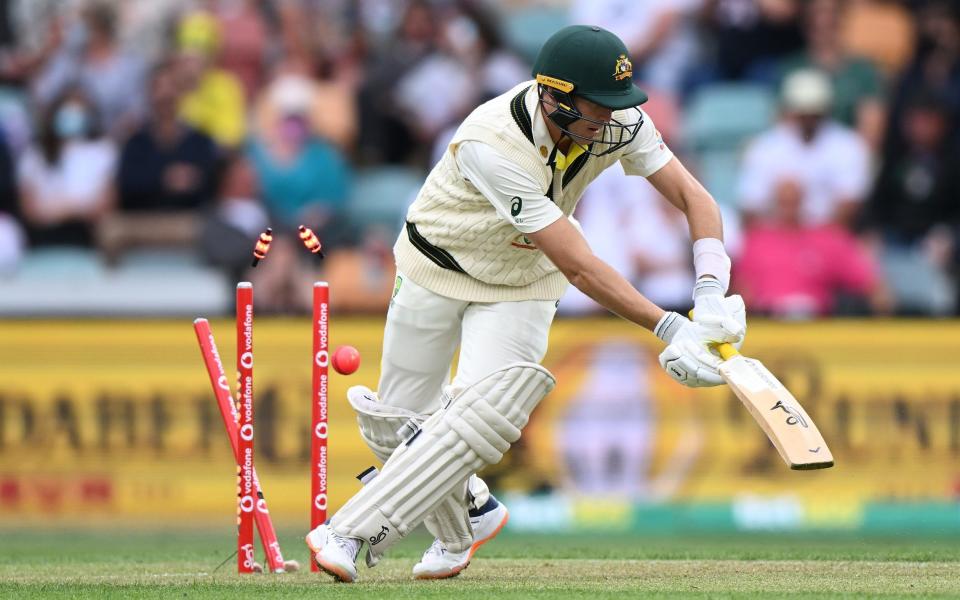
left=532, top=25, right=648, bottom=155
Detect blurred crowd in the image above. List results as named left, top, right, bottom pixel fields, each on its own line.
left=0, top=0, right=957, bottom=317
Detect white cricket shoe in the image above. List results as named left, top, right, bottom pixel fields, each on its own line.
left=412, top=496, right=509, bottom=579
left=305, top=523, right=361, bottom=583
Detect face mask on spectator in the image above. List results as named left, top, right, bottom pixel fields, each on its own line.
left=278, top=115, right=310, bottom=145
left=55, top=104, right=90, bottom=139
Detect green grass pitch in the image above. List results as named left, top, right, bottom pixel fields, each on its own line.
left=1, top=528, right=958, bottom=598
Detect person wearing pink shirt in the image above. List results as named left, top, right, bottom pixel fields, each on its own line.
left=735, top=179, right=888, bottom=317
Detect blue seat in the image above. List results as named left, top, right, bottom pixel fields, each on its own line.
left=695, top=149, right=742, bottom=208
left=18, top=248, right=105, bottom=280
left=347, top=167, right=425, bottom=231
left=502, top=7, right=570, bottom=63
left=684, top=84, right=777, bottom=151
left=117, top=249, right=203, bottom=271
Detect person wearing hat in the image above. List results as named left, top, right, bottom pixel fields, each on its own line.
left=738, top=68, right=871, bottom=227
left=175, top=11, right=246, bottom=148
left=306, top=25, right=745, bottom=583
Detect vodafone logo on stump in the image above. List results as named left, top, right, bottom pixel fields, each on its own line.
left=315, top=350, right=329, bottom=368
left=314, top=493, right=328, bottom=511
left=314, top=422, right=328, bottom=439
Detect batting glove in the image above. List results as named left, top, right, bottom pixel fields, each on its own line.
left=654, top=312, right=724, bottom=388
left=692, top=278, right=747, bottom=349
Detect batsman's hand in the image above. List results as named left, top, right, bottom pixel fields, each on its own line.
left=654, top=312, right=724, bottom=387
left=692, top=278, right=747, bottom=350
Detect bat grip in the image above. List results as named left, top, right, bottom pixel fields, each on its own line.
left=716, top=343, right=739, bottom=360
left=687, top=309, right=740, bottom=361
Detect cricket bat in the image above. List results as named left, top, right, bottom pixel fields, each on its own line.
left=715, top=343, right=834, bottom=470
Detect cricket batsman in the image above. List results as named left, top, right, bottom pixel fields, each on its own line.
left=306, top=25, right=746, bottom=582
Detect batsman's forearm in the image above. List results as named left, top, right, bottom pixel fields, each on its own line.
left=648, top=157, right=724, bottom=242
left=683, top=190, right=723, bottom=242
left=566, top=255, right=665, bottom=331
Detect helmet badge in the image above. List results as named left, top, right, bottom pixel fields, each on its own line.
left=613, top=54, right=632, bottom=81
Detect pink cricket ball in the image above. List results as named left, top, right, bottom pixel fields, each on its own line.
left=332, top=345, right=361, bottom=375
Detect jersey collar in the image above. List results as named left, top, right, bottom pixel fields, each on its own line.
left=527, top=85, right=556, bottom=166
left=510, top=82, right=589, bottom=172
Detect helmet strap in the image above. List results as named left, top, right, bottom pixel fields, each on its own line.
left=539, top=85, right=581, bottom=130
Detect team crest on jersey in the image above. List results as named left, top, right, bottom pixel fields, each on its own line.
left=613, top=54, right=632, bottom=81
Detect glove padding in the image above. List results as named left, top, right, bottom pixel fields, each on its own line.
left=654, top=295, right=748, bottom=388
left=656, top=316, right=724, bottom=387
left=692, top=278, right=746, bottom=348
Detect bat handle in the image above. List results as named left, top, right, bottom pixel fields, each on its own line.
left=687, top=309, right=740, bottom=361
left=715, top=343, right=739, bottom=360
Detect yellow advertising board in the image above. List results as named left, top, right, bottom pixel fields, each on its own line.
left=0, top=318, right=957, bottom=527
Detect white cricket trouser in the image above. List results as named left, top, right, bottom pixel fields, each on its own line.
left=378, top=272, right=558, bottom=416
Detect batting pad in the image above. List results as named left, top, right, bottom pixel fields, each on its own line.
left=422, top=480, right=473, bottom=553
left=349, top=385, right=474, bottom=551
left=347, top=386, right=424, bottom=462
left=331, top=362, right=555, bottom=565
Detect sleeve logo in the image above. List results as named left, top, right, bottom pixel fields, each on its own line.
left=510, top=197, right=523, bottom=217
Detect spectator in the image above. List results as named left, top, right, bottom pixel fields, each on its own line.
left=701, top=0, right=805, bottom=82
left=735, top=179, right=886, bottom=317
left=869, top=91, right=960, bottom=246
left=211, top=0, right=272, bottom=101
left=884, top=1, right=960, bottom=155
left=0, top=211, right=24, bottom=273
left=391, top=4, right=528, bottom=162
left=175, top=11, right=246, bottom=149
left=570, top=0, right=702, bottom=96
left=780, top=0, right=886, bottom=148
left=211, top=155, right=317, bottom=314
left=247, top=74, right=351, bottom=244
left=355, top=0, right=439, bottom=164
left=0, top=126, right=16, bottom=217
left=254, top=64, right=357, bottom=153
left=33, top=1, right=147, bottom=139
left=200, top=154, right=269, bottom=284
left=865, top=90, right=959, bottom=315
left=456, top=3, right=529, bottom=101
left=738, top=68, right=871, bottom=227
left=0, top=7, right=64, bottom=86
left=392, top=23, right=479, bottom=150
left=17, top=87, right=116, bottom=247
left=0, top=128, right=23, bottom=273
left=117, top=60, right=219, bottom=212
left=117, top=1, right=197, bottom=64
left=841, top=0, right=916, bottom=79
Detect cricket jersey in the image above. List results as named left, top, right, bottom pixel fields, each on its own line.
left=395, top=80, right=673, bottom=302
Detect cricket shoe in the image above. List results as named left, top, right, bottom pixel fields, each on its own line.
left=305, top=523, right=361, bottom=583
left=412, top=495, right=509, bottom=579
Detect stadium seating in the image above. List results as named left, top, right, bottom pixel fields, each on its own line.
left=683, top=83, right=777, bottom=207
left=345, top=166, right=424, bottom=231
left=502, top=7, right=570, bottom=63
left=0, top=248, right=228, bottom=316
left=683, top=83, right=777, bottom=150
